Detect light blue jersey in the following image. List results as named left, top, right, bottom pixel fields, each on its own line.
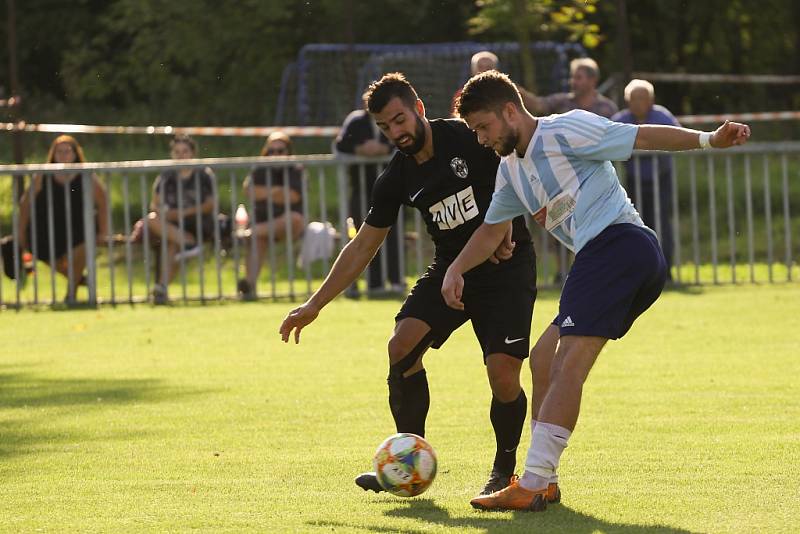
left=485, top=109, right=649, bottom=253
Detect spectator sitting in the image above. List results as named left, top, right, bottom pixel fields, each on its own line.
left=15, top=134, right=109, bottom=303
left=520, top=57, right=618, bottom=118
left=147, top=134, right=216, bottom=304
left=334, top=94, right=404, bottom=296
left=237, top=132, right=305, bottom=300
left=612, top=79, right=680, bottom=280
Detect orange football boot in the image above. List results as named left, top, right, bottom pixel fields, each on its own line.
left=547, top=482, right=561, bottom=503
left=470, top=479, right=549, bottom=512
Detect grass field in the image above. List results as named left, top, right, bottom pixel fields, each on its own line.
left=1, top=284, right=799, bottom=533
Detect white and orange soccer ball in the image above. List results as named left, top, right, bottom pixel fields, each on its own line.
left=372, top=433, right=438, bottom=497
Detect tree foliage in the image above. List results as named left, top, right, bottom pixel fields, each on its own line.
left=0, top=0, right=797, bottom=126
left=469, top=0, right=602, bottom=49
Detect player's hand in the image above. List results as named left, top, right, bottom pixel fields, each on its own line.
left=710, top=120, right=751, bottom=148
left=279, top=302, right=320, bottom=344
left=441, top=267, right=465, bottom=310
left=489, top=225, right=515, bottom=264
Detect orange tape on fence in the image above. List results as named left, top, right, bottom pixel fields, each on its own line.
left=676, top=111, right=800, bottom=125
left=2, top=111, right=800, bottom=137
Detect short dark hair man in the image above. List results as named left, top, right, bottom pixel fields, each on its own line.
left=281, top=72, right=539, bottom=497
left=444, top=70, right=750, bottom=511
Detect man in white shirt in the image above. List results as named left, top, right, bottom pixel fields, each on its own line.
left=442, top=70, right=750, bottom=512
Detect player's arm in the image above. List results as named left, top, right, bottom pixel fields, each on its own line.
left=279, top=223, right=390, bottom=343
left=489, top=223, right=515, bottom=264
left=517, top=86, right=550, bottom=115
left=354, top=139, right=391, bottom=157
left=441, top=221, right=510, bottom=310
left=635, top=120, right=750, bottom=151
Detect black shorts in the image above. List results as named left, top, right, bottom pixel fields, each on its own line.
left=396, top=244, right=536, bottom=361
left=552, top=223, right=667, bottom=339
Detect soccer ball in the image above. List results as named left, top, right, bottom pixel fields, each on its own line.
left=373, top=433, right=437, bottom=497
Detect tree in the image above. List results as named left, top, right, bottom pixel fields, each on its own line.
left=468, top=0, right=602, bottom=91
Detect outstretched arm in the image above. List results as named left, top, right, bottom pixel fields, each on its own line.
left=279, top=223, right=390, bottom=343
left=517, top=86, right=551, bottom=116
left=635, top=120, right=750, bottom=151
left=441, top=221, right=510, bottom=310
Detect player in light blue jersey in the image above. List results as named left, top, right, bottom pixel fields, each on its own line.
left=442, top=70, right=750, bottom=512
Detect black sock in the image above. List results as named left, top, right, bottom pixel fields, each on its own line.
left=387, top=369, right=429, bottom=437
left=490, top=389, right=527, bottom=474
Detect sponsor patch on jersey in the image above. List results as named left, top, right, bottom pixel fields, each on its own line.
left=531, top=191, right=575, bottom=231
left=428, top=186, right=479, bottom=230
left=545, top=191, right=576, bottom=230
left=450, top=157, right=469, bottom=179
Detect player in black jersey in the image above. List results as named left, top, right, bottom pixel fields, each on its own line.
left=279, top=73, right=537, bottom=496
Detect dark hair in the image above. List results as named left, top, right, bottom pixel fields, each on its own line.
left=456, top=70, right=524, bottom=118
left=170, top=134, right=197, bottom=154
left=364, top=72, right=419, bottom=114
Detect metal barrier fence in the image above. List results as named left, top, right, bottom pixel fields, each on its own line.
left=0, top=142, right=797, bottom=308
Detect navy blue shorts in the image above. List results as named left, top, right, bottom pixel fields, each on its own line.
left=553, top=223, right=667, bottom=340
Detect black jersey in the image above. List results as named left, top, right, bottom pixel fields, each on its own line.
left=365, top=118, right=532, bottom=275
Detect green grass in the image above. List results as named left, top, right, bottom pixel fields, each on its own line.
left=1, top=284, right=799, bottom=533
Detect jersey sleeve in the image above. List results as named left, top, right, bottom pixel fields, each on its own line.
left=484, top=179, right=527, bottom=224
left=364, top=163, right=402, bottom=228
left=563, top=110, right=639, bottom=161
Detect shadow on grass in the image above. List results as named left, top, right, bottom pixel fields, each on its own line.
left=0, top=365, right=210, bottom=460
left=311, top=497, right=696, bottom=533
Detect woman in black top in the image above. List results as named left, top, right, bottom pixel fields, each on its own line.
left=146, top=135, right=216, bottom=303
left=16, top=135, right=109, bottom=302
left=237, top=132, right=305, bottom=299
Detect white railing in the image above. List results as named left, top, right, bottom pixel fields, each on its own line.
left=0, top=142, right=797, bottom=309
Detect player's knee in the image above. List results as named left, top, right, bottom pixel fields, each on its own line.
left=387, top=334, right=416, bottom=365
left=388, top=329, right=428, bottom=364
left=550, top=354, right=592, bottom=388
left=530, top=345, right=549, bottom=377
left=387, top=332, right=432, bottom=379
left=487, top=373, right=520, bottom=402
left=486, top=361, right=521, bottom=402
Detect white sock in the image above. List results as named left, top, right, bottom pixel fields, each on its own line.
left=530, top=419, right=560, bottom=484
left=519, top=422, right=571, bottom=491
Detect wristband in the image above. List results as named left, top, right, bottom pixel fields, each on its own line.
left=699, top=132, right=712, bottom=149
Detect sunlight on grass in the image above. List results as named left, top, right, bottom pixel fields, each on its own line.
left=0, top=285, right=798, bottom=532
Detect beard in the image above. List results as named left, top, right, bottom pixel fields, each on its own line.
left=494, top=123, right=519, bottom=157
left=395, top=115, right=427, bottom=155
